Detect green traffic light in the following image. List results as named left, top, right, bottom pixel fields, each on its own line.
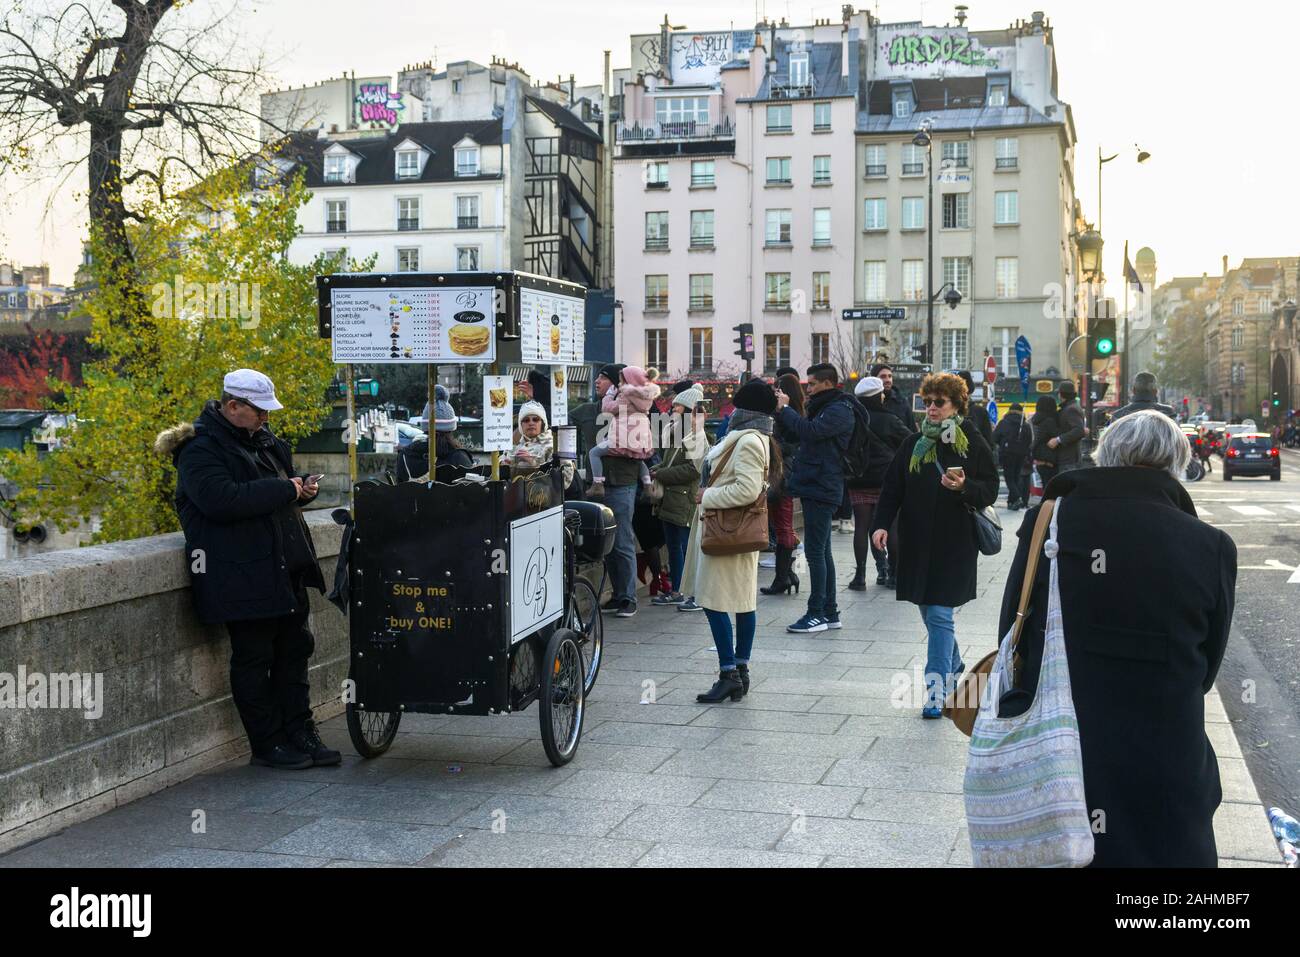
left=1096, top=339, right=1115, bottom=356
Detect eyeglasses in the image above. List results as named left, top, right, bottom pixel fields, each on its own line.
left=520, top=416, right=544, bottom=425
left=922, top=397, right=950, bottom=408
left=233, top=396, right=268, bottom=415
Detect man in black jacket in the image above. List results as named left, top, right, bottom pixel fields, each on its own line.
left=1052, top=381, right=1088, bottom=472
left=992, top=402, right=1032, bottom=509
left=871, top=363, right=917, bottom=433
left=956, top=370, right=995, bottom=449
left=1110, top=371, right=1176, bottom=422
left=156, top=369, right=339, bottom=771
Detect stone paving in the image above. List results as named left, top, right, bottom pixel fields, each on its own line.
left=0, top=509, right=1282, bottom=867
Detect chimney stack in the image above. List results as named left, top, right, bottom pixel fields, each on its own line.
left=1223, top=255, right=1229, bottom=277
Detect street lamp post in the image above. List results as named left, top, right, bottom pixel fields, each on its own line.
left=914, top=123, right=935, bottom=365
left=1077, top=227, right=1104, bottom=443
left=1098, top=145, right=1150, bottom=406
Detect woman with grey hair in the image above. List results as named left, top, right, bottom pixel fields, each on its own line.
left=995, top=410, right=1237, bottom=867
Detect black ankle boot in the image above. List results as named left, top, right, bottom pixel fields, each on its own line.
left=736, top=663, right=750, bottom=696
left=696, top=669, right=744, bottom=703
left=847, top=565, right=867, bottom=590
left=760, top=548, right=799, bottom=595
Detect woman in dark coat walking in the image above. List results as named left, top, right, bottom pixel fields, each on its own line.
left=871, top=373, right=999, bottom=717
left=1030, top=395, right=1061, bottom=490
left=997, top=411, right=1236, bottom=867
left=847, top=376, right=911, bottom=590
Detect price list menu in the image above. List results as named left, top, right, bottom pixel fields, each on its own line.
left=330, top=286, right=495, bottom=364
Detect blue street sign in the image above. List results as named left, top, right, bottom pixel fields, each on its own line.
left=1015, top=335, right=1032, bottom=400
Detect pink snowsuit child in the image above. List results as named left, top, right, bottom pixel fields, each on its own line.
left=589, top=366, right=660, bottom=490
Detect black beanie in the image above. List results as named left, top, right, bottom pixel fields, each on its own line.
left=598, top=363, right=625, bottom=384
left=732, top=379, right=778, bottom=416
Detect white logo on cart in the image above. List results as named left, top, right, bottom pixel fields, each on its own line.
left=508, top=507, right=565, bottom=644
left=522, top=546, right=550, bottom=619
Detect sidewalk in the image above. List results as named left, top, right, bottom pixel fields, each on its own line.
left=0, top=507, right=1281, bottom=867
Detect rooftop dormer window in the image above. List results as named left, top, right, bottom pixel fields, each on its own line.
left=892, top=86, right=913, bottom=119
left=789, top=52, right=809, bottom=89
left=396, top=150, right=420, bottom=180
left=988, top=77, right=1009, bottom=107
left=455, top=145, right=480, bottom=177
left=324, top=154, right=349, bottom=183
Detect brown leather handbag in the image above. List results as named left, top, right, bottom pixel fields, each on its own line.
left=699, top=438, right=770, bottom=556
left=944, top=500, right=1056, bottom=736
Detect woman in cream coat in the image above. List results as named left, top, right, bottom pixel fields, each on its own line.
left=690, top=379, right=781, bottom=704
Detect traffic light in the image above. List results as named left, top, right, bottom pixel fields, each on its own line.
left=1090, top=319, right=1117, bottom=360
left=733, top=323, right=755, bottom=361
left=1272, top=392, right=1282, bottom=408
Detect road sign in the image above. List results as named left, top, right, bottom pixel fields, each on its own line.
left=843, top=307, right=906, bottom=322
left=985, top=354, right=997, bottom=386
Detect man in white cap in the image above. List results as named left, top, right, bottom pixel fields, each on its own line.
left=154, top=368, right=339, bottom=771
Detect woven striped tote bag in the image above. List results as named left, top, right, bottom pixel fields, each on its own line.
left=964, top=497, right=1095, bottom=868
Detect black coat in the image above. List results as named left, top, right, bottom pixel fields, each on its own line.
left=771, top=413, right=800, bottom=499
left=778, top=389, right=856, bottom=507
left=166, top=402, right=325, bottom=625
left=871, top=418, right=999, bottom=607
left=997, top=467, right=1236, bottom=867
left=1056, top=398, right=1087, bottom=466
left=1030, top=411, right=1060, bottom=467
left=967, top=400, right=995, bottom=448
left=849, top=396, right=911, bottom=489
left=880, top=387, right=917, bottom=433
left=1110, top=396, right=1177, bottom=422
left=993, top=411, right=1032, bottom=458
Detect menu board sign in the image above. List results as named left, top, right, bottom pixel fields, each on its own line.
left=482, top=374, right=514, bottom=452
left=330, top=286, right=496, bottom=363
left=519, top=286, right=584, bottom=365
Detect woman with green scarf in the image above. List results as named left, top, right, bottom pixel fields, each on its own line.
left=870, top=372, right=999, bottom=718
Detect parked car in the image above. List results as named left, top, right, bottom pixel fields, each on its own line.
left=1222, top=433, right=1281, bottom=481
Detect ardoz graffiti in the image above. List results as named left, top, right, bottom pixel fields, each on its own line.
left=884, top=33, right=1000, bottom=69
left=356, top=83, right=403, bottom=126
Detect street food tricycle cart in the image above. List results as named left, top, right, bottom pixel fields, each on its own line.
left=317, top=271, right=615, bottom=766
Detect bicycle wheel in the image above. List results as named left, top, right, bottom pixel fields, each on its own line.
left=346, top=701, right=401, bottom=758
left=539, top=628, right=585, bottom=767
left=566, top=576, right=603, bottom=695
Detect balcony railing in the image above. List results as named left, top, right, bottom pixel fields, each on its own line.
left=865, top=164, right=887, bottom=178
left=690, top=235, right=714, bottom=248
left=689, top=296, right=714, bottom=310
left=457, top=216, right=479, bottom=229
left=995, top=157, right=1019, bottom=170
left=326, top=221, right=347, bottom=233
left=645, top=296, right=669, bottom=311
left=616, top=118, right=735, bottom=143
left=770, top=79, right=815, bottom=100
left=644, top=236, right=669, bottom=251
left=397, top=218, right=419, bottom=231
left=902, top=162, right=924, bottom=176
left=691, top=174, right=715, bottom=187
left=646, top=180, right=669, bottom=189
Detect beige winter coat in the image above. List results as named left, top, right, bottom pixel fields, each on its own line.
left=684, top=427, right=770, bottom=614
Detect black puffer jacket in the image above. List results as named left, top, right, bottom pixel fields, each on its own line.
left=158, top=401, right=325, bottom=625
left=848, top=395, right=911, bottom=489
left=1030, top=411, right=1060, bottom=467
left=880, top=387, right=917, bottom=433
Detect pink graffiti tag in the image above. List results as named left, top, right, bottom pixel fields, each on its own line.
left=356, top=83, right=403, bottom=126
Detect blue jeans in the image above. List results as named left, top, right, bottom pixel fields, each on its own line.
left=663, top=521, right=689, bottom=593
left=604, top=483, right=638, bottom=604
left=801, top=498, right=837, bottom=618
left=918, top=604, right=963, bottom=708
left=704, top=609, right=756, bottom=671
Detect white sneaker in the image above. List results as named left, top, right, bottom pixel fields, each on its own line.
left=759, top=555, right=777, bottom=568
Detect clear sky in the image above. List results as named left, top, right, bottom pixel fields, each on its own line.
left=2, top=0, right=1296, bottom=293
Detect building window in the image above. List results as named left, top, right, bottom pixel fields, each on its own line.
left=864, top=261, right=886, bottom=302
left=765, top=209, right=792, bottom=246
left=764, top=334, right=791, bottom=372
left=943, top=257, right=972, bottom=298
left=765, top=272, right=792, bottom=309
left=901, top=143, right=925, bottom=176
left=988, top=80, right=1009, bottom=107
left=941, top=140, right=970, bottom=168
left=689, top=274, right=714, bottom=310
left=690, top=210, right=714, bottom=247
left=691, top=159, right=715, bottom=186
left=644, top=275, right=669, bottom=310
left=812, top=272, right=830, bottom=309
left=812, top=208, right=831, bottom=246
left=811, top=332, right=830, bottom=365
left=323, top=248, right=347, bottom=269
left=942, top=193, right=970, bottom=229
left=656, top=96, right=709, bottom=127
left=995, top=257, right=1019, bottom=299
left=645, top=211, right=669, bottom=250
left=646, top=161, right=669, bottom=188
left=397, top=247, right=420, bottom=272
left=766, top=103, right=792, bottom=133
left=456, top=246, right=479, bottom=271
left=901, top=196, right=925, bottom=230
left=1232, top=297, right=1244, bottom=316
left=766, top=156, right=792, bottom=185
left=452, top=79, right=462, bottom=93
left=995, top=137, right=1019, bottom=170
left=690, top=328, right=713, bottom=371
left=863, top=198, right=887, bottom=231
left=397, top=197, right=420, bottom=231
left=1257, top=297, right=1271, bottom=314
left=396, top=150, right=420, bottom=179
left=789, top=53, right=809, bottom=88
left=813, top=101, right=832, bottom=131
left=902, top=260, right=925, bottom=301
left=456, top=195, right=479, bottom=229
left=1231, top=325, right=1245, bottom=348
left=326, top=199, right=348, bottom=233
left=991, top=327, right=1017, bottom=374
left=813, top=155, right=831, bottom=184
left=324, top=155, right=348, bottom=183
left=892, top=88, right=913, bottom=118
left=646, top=329, right=668, bottom=369
left=454, top=146, right=480, bottom=176
left=994, top=190, right=1019, bottom=225
left=941, top=328, right=968, bottom=369
left=865, top=144, right=887, bottom=178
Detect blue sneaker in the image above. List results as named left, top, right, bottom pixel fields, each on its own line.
left=677, top=597, right=704, bottom=613
left=824, top=611, right=842, bottom=630
left=921, top=705, right=943, bottom=719
left=787, top=614, right=828, bottom=634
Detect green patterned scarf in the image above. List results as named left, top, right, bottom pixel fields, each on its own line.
left=909, top=414, right=969, bottom=473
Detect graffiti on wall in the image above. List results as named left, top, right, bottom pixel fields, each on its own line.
left=356, top=83, right=404, bottom=126
left=876, top=26, right=1003, bottom=78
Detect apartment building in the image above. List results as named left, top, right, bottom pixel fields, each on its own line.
left=853, top=12, right=1080, bottom=379
left=0, top=263, right=66, bottom=326
left=614, top=12, right=871, bottom=377
left=1206, top=256, right=1299, bottom=420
